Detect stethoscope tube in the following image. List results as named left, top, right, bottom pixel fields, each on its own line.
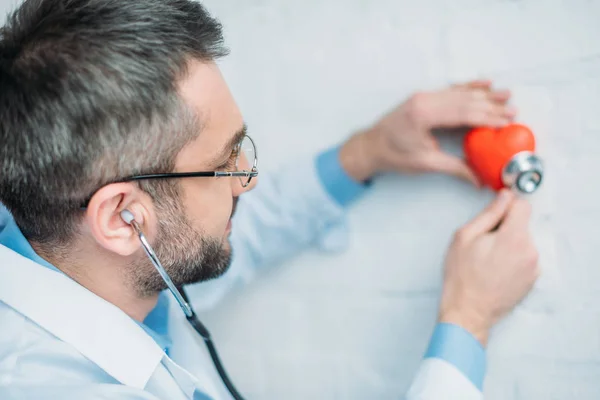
left=180, top=289, right=246, bottom=400
left=120, top=210, right=245, bottom=400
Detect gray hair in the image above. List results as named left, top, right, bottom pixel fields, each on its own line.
left=0, top=0, right=228, bottom=245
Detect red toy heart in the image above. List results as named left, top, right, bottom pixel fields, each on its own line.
left=464, top=123, right=536, bottom=190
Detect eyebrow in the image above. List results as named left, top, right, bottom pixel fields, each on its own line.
left=212, top=124, right=247, bottom=166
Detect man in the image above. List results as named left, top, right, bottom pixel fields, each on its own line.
left=0, top=0, right=539, bottom=399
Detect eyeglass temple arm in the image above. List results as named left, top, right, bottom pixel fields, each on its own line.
left=215, top=170, right=258, bottom=178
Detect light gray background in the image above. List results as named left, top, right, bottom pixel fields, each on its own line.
left=199, top=1, right=600, bottom=399
left=2, top=0, right=600, bottom=399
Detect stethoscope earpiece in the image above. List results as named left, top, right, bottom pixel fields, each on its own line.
left=120, top=209, right=136, bottom=225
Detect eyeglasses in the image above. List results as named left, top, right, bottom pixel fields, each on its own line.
left=126, top=134, right=258, bottom=187
left=82, top=134, right=258, bottom=207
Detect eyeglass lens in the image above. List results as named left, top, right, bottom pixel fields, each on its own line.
left=235, top=136, right=256, bottom=187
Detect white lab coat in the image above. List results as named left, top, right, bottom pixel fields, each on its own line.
left=0, top=156, right=481, bottom=399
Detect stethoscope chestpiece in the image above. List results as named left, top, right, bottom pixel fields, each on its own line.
left=501, top=151, right=544, bottom=194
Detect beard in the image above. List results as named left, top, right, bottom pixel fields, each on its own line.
left=129, top=196, right=237, bottom=297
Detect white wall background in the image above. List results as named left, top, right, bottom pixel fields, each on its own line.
left=2, top=0, right=600, bottom=399
left=197, top=0, right=600, bottom=399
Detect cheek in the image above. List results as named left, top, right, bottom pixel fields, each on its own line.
left=181, top=179, right=233, bottom=235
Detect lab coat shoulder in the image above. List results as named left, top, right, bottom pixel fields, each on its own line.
left=0, top=300, right=116, bottom=387
left=0, top=261, right=199, bottom=400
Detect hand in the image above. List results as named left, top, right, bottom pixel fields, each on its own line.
left=438, top=189, right=539, bottom=346
left=340, top=80, right=516, bottom=184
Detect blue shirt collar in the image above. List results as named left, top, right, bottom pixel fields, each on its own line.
left=0, top=205, right=172, bottom=354
left=0, top=211, right=58, bottom=272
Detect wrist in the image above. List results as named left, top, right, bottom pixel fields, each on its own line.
left=438, top=308, right=491, bottom=347
left=338, top=128, right=384, bottom=183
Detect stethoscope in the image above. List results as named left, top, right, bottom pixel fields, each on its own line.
left=120, top=209, right=245, bottom=400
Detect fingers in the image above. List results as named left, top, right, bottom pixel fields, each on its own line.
left=450, top=81, right=515, bottom=127
left=488, top=89, right=511, bottom=103
left=452, top=79, right=492, bottom=90
left=462, top=93, right=517, bottom=127
left=421, top=81, right=516, bottom=129
left=462, top=108, right=512, bottom=127
left=467, top=80, right=493, bottom=89
left=490, top=102, right=517, bottom=118
left=425, top=151, right=481, bottom=187
left=463, top=109, right=511, bottom=127
left=499, top=197, right=532, bottom=233
left=484, top=102, right=517, bottom=126
left=460, top=189, right=515, bottom=240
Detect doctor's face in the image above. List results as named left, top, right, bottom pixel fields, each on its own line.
left=131, top=61, right=258, bottom=295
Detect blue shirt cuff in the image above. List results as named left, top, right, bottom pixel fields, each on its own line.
left=315, top=146, right=371, bottom=207
left=424, top=323, right=486, bottom=390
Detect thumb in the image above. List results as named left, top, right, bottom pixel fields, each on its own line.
left=426, top=151, right=481, bottom=187
left=462, top=189, right=515, bottom=240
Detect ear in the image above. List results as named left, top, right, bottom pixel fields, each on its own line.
left=84, top=183, right=155, bottom=256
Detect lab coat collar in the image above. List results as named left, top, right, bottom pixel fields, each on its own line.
left=0, top=244, right=165, bottom=389
left=0, top=206, right=173, bottom=354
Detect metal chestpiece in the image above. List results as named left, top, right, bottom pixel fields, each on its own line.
left=501, top=151, right=544, bottom=194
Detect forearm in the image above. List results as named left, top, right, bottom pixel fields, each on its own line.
left=335, top=120, right=490, bottom=398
